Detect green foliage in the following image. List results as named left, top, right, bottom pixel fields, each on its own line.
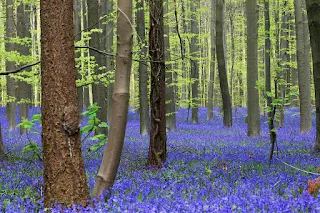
left=17, top=104, right=109, bottom=160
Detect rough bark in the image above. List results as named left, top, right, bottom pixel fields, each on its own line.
left=148, top=0, right=167, bottom=168
left=295, top=0, right=312, bottom=133
left=136, top=0, right=150, bottom=135
left=216, top=0, right=232, bottom=127
left=40, top=0, right=89, bottom=207
left=5, top=0, right=16, bottom=131
left=207, top=0, right=216, bottom=120
left=164, top=0, right=176, bottom=130
left=190, top=0, right=199, bottom=124
left=246, top=0, right=261, bottom=136
left=305, top=0, right=320, bottom=152
left=17, top=3, right=32, bottom=135
left=93, top=0, right=132, bottom=197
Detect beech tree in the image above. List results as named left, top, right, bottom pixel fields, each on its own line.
left=5, top=0, right=16, bottom=131
left=295, top=0, right=312, bottom=133
left=148, top=0, right=167, bottom=168
left=305, top=0, right=320, bottom=151
left=216, top=0, right=232, bottom=127
left=136, top=0, right=150, bottom=135
left=93, top=0, right=133, bottom=197
left=207, top=0, right=216, bottom=120
left=40, top=0, right=89, bottom=207
left=246, top=0, right=260, bottom=136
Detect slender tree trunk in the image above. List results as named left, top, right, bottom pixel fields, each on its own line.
left=265, top=0, right=271, bottom=113
left=17, top=2, right=32, bottom=135
left=216, top=0, right=232, bottom=127
left=164, top=0, right=176, bottom=130
left=190, top=0, right=199, bottom=123
left=88, top=0, right=107, bottom=134
left=40, top=0, right=89, bottom=207
left=0, top=124, right=6, bottom=160
left=74, top=0, right=84, bottom=114
left=93, top=0, right=132, bottom=196
left=230, top=15, right=235, bottom=108
left=305, top=0, right=320, bottom=152
left=5, top=0, right=16, bottom=131
left=181, top=0, right=187, bottom=106
left=136, top=0, right=150, bottom=135
left=246, top=0, right=260, bottom=136
left=98, top=0, right=109, bottom=134
left=82, top=0, right=90, bottom=108
left=106, top=0, right=114, bottom=122
left=295, top=0, right=312, bottom=133
left=148, top=0, right=167, bottom=168
left=207, top=0, right=215, bottom=120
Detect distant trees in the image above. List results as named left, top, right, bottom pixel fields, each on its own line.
left=305, top=0, right=320, bottom=152
left=148, top=0, right=167, bottom=168
left=40, top=0, right=89, bottom=207
left=246, top=0, right=260, bottom=136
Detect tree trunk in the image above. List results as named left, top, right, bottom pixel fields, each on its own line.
left=207, top=0, right=216, bottom=120
left=5, top=0, right=16, bottom=131
left=164, top=0, right=176, bottom=130
left=148, top=0, right=167, bottom=168
left=295, top=0, right=312, bottom=133
left=40, top=0, right=89, bottom=207
left=190, top=0, right=199, bottom=124
left=0, top=124, right=7, bottom=160
left=305, top=0, right=320, bottom=152
left=265, top=0, right=272, bottom=115
left=105, top=0, right=114, bottom=123
left=136, top=0, right=150, bottom=135
left=246, top=0, right=261, bottom=136
left=93, top=0, right=132, bottom=197
left=74, top=0, right=84, bottom=114
left=216, top=0, right=232, bottom=127
left=17, top=3, right=32, bottom=135
left=87, top=0, right=107, bottom=134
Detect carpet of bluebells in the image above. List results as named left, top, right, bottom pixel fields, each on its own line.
left=0, top=106, right=320, bottom=212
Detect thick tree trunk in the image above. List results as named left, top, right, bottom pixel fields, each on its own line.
left=295, top=0, right=312, bottom=133
left=164, top=0, right=176, bottom=130
left=190, top=0, right=199, bottom=124
left=246, top=0, right=261, bottom=136
left=17, top=3, right=32, bottom=135
left=93, top=0, right=132, bottom=197
left=148, top=0, right=167, bottom=168
left=216, top=0, right=232, bottom=127
left=305, top=0, right=320, bottom=152
left=5, top=0, right=16, bottom=131
left=40, top=0, right=89, bottom=207
left=207, top=0, right=216, bottom=120
left=136, top=0, right=150, bottom=135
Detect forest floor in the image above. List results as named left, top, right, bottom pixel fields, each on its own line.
left=0, top=107, right=319, bottom=212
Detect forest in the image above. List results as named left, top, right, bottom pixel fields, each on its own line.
left=0, top=0, right=320, bottom=212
